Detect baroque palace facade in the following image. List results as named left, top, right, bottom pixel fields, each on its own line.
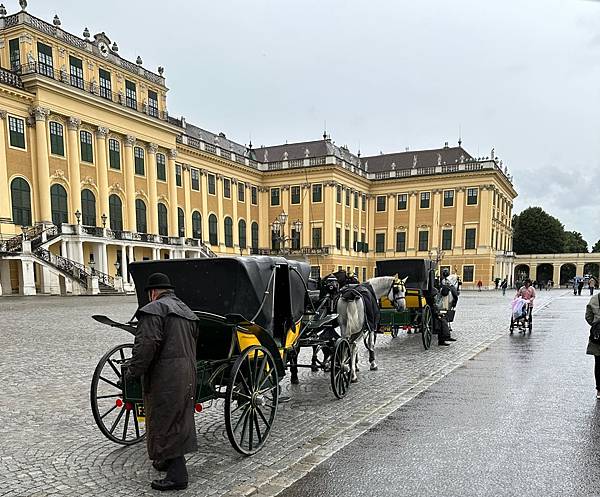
left=0, top=4, right=516, bottom=295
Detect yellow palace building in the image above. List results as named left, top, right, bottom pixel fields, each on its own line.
left=0, top=3, right=516, bottom=295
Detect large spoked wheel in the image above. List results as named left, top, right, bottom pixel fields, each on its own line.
left=421, top=305, right=433, bottom=350
left=90, top=343, right=146, bottom=445
left=330, top=338, right=351, bottom=399
left=225, top=345, right=279, bottom=456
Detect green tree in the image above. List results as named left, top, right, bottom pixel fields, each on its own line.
left=592, top=240, right=600, bottom=253
left=563, top=231, right=588, bottom=253
left=512, top=207, right=565, bottom=254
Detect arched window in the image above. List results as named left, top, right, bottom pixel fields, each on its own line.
left=224, top=217, right=233, bottom=247
left=108, top=194, right=123, bottom=231
left=158, top=203, right=168, bottom=236
left=10, top=177, right=31, bottom=226
left=50, top=184, right=68, bottom=225
left=135, top=199, right=147, bottom=233
left=238, top=219, right=247, bottom=249
left=192, top=211, right=202, bottom=240
left=208, top=214, right=218, bottom=246
left=251, top=222, right=259, bottom=250
left=81, top=189, right=96, bottom=226
left=178, top=207, right=185, bottom=237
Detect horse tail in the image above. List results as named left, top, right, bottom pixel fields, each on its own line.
left=346, top=299, right=361, bottom=338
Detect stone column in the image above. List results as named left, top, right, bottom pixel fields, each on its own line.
left=232, top=179, right=240, bottom=247
left=100, top=243, right=108, bottom=274
left=478, top=185, right=492, bottom=248
left=128, top=245, right=135, bottom=282
left=95, top=127, right=110, bottom=222
left=0, top=111, right=11, bottom=222
left=216, top=174, right=225, bottom=248
left=245, top=183, right=251, bottom=253
left=576, top=262, right=585, bottom=277
left=20, top=257, right=36, bottom=295
left=552, top=263, right=561, bottom=287
left=182, top=164, right=192, bottom=238
left=65, top=117, right=82, bottom=224
left=432, top=189, right=442, bottom=249
left=302, top=184, right=310, bottom=247
left=367, top=195, right=375, bottom=252
left=454, top=188, right=465, bottom=253
left=121, top=245, right=128, bottom=283
left=167, top=149, right=179, bottom=237
left=123, top=135, right=137, bottom=232
left=327, top=184, right=337, bottom=249
left=386, top=193, right=394, bottom=252
left=407, top=192, right=417, bottom=253
left=0, top=260, right=12, bottom=295
left=349, top=189, right=355, bottom=253
left=146, top=144, right=159, bottom=234
left=32, top=106, right=52, bottom=223
left=258, top=187, right=269, bottom=248
left=340, top=189, right=346, bottom=253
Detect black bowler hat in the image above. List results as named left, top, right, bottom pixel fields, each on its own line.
left=144, top=272, right=175, bottom=292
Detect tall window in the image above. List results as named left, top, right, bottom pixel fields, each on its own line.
left=109, top=195, right=123, bottom=231
left=156, top=153, right=166, bottom=181
left=125, top=80, right=137, bottom=109
left=291, top=186, right=300, bottom=204
left=9, top=38, right=20, bottom=71
left=148, top=89, right=159, bottom=118
left=175, top=164, right=182, bottom=187
left=375, top=233, right=386, bottom=253
left=345, top=189, right=350, bottom=207
left=224, top=217, right=233, bottom=247
left=310, top=266, right=321, bottom=280
left=191, top=168, right=200, bottom=191
left=396, top=231, right=406, bottom=252
left=312, top=227, right=322, bottom=249
left=312, top=184, right=322, bottom=203
left=420, top=192, right=431, bottom=209
left=251, top=222, right=259, bottom=249
left=50, top=184, right=68, bottom=225
left=443, top=190, right=455, bottom=207
left=192, top=211, right=202, bottom=239
left=238, top=219, right=247, bottom=249
left=465, top=228, right=477, bottom=249
left=208, top=174, right=216, bottom=194
left=362, top=194, right=366, bottom=211
left=463, top=265, right=475, bottom=282
left=108, top=139, right=120, bottom=170
left=336, top=185, right=342, bottom=203
left=223, top=178, right=231, bottom=198
left=397, top=193, right=408, bottom=210
left=37, top=42, right=53, bottom=77
left=99, top=68, right=112, bottom=100
left=136, top=199, right=147, bottom=233
left=178, top=208, right=185, bottom=237
left=336, top=227, right=341, bottom=250
left=291, top=228, right=300, bottom=250
left=208, top=214, right=218, bottom=245
left=442, top=229, right=453, bottom=250
left=354, top=192, right=359, bottom=209
left=251, top=186, right=258, bottom=205
left=271, top=230, right=280, bottom=251
left=345, top=229, right=350, bottom=250
left=49, top=122, right=64, bottom=156
left=158, top=203, right=168, bottom=236
left=8, top=116, right=25, bottom=149
left=80, top=131, right=93, bottom=163
left=81, top=189, right=96, bottom=226
left=467, top=188, right=479, bottom=205
left=69, top=55, right=84, bottom=89
left=270, top=188, right=280, bottom=206
left=134, top=147, right=145, bottom=175
left=10, top=178, right=31, bottom=226
left=418, top=231, right=429, bottom=251
left=238, top=182, right=245, bottom=202
left=376, top=195, right=386, bottom=212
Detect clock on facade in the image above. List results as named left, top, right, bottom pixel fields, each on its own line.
left=98, top=41, right=109, bottom=57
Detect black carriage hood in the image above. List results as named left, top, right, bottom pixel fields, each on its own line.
left=128, top=256, right=311, bottom=330
left=376, top=259, right=436, bottom=291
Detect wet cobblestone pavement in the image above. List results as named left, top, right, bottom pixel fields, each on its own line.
left=0, top=290, right=561, bottom=496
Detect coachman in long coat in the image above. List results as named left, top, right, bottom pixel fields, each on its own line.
left=127, top=272, right=199, bottom=491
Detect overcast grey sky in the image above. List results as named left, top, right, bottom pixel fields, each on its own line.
left=22, top=0, right=600, bottom=246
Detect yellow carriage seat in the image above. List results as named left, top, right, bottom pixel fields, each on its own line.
left=380, top=289, right=425, bottom=309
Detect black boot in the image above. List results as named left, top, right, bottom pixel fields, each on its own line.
left=151, top=456, right=188, bottom=491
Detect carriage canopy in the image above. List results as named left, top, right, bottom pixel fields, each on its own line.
left=376, top=259, right=436, bottom=291
left=128, top=256, right=311, bottom=331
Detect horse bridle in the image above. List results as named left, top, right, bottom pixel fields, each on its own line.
left=389, top=279, right=406, bottom=310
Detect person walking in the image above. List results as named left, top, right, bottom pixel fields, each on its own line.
left=589, top=277, right=597, bottom=296
left=585, top=291, right=600, bottom=399
left=501, top=278, right=508, bottom=296
left=477, top=280, right=483, bottom=292
left=127, top=273, right=199, bottom=491
left=574, top=277, right=579, bottom=295
left=578, top=278, right=585, bottom=296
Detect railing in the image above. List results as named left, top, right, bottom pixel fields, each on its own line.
left=0, top=224, right=59, bottom=253
left=81, top=225, right=104, bottom=237
left=34, top=247, right=89, bottom=288
left=251, top=246, right=331, bottom=256
left=0, top=67, right=24, bottom=89
left=18, top=62, right=169, bottom=121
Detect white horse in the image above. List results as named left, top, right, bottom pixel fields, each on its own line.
left=336, top=276, right=407, bottom=383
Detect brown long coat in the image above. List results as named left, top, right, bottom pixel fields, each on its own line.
left=128, top=291, right=199, bottom=461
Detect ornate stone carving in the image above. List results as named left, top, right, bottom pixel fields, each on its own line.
left=0, top=110, right=6, bottom=120
left=31, top=106, right=50, bottom=122
left=81, top=176, right=97, bottom=188
left=181, top=164, right=191, bottom=172
left=109, top=183, right=124, bottom=194
left=302, top=183, right=311, bottom=189
left=325, top=181, right=336, bottom=187
left=51, top=169, right=66, bottom=180
left=96, top=126, right=109, bottom=138
left=281, top=184, right=290, bottom=191
left=158, top=194, right=168, bottom=203
left=409, top=191, right=417, bottom=197
left=169, top=149, right=177, bottom=160
left=124, top=135, right=136, bottom=147
left=67, top=117, right=81, bottom=131
left=258, top=186, right=269, bottom=193
left=215, top=173, right=223, bottom=180
left=147, top=143, right=159, bottom=154
left=135, top=189, right=148, bottom=199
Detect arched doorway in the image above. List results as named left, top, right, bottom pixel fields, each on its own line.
left=535, top=263, right=553, bottom=286
left=11, top=177, right=32, bottom=226
left=158, top=203, right=168, bottom=236
left=560, top=263, right=576, bottom=286
left=81, top=189, right=96, bottom=226
left=109, top=194, right=123, bottom=231
left=584, top=263, right=600, bottom=279
left=50, top=184, right=68, bottom=225
left=514, top=264, right=530, bottom=287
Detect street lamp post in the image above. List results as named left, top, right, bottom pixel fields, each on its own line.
left=75, top=210, right=81, bottom=225
left=428, top=248, right=445, bottom=270
left=270, top=210, right=302, bottom=254
left=101, top=213, right=107, bottom=228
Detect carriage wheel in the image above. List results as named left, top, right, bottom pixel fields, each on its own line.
left=330, top=338, right=351, bottom=399
left=421, top=305, right=433, bottom=350
left=225, top=345, right=279, bottom=456
left=90, top=343, right=146, bottom=446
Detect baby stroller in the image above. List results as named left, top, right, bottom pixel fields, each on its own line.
left=510, top=297, right=532, bottom=334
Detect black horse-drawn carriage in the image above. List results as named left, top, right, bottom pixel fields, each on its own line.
left=91, top=256, right=310, bottom=455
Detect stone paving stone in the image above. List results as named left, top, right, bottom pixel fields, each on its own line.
left=0, top=290, right=560, bottom=496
